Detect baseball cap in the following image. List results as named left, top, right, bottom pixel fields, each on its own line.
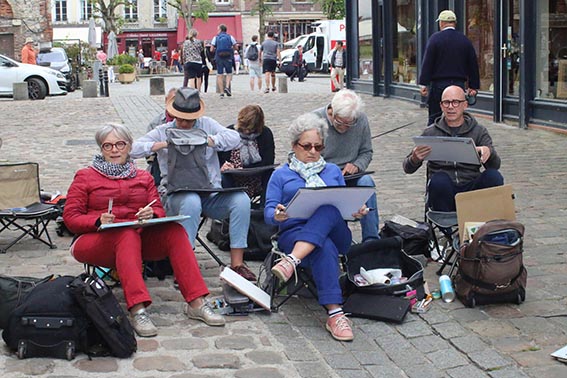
left=436, top=10, right=457, bottom=22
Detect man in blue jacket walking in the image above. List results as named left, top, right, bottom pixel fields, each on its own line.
left=419, top=10, right=480, bottom=126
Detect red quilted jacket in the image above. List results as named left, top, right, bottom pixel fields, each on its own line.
left=63, top=167, right=165, bottom=235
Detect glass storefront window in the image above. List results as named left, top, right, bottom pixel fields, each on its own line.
left=536, top=1, right=567, bottom=101
left=466, top=1, right=495, bottom=92
left=393, top=0, right=416, bottom=84
left=358, top=0, right=373, bottom=80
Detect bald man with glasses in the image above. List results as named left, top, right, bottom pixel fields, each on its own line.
left=404, top=85, right=503, bottom=212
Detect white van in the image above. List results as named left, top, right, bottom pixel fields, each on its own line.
left=280, top=20, right=346, bottom=74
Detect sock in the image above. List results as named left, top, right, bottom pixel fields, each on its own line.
left=288, top=254, right=301, bottom=266
left=328, top=307, right=344, bottom=318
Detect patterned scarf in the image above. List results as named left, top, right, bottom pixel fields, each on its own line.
left=288, top=154, right=327, bottom=188
left=238, top=130, right=262, bottom=166
left=91, top=154, right=137, bottom=180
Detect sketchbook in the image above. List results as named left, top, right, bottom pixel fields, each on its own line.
left=98, top=215, right=191, bottom=231
left=285, top=187, right=375, bottom=221
left=413, top=136, right=481, bottom=165
left=551, top=344, right=567, bottom=363
left=219, top=267, right=271, bottom=311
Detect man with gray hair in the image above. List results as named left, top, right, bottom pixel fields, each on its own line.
left=312, top=89, right=380, bottom=242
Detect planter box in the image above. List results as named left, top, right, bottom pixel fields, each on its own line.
left=118, top=73, right=136, bottom=84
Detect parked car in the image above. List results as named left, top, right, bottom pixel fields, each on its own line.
left=0, top=54, right=67, bottom=100
left=37, top=47, right=77, bottom=92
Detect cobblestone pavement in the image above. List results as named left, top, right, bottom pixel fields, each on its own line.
left=1, top=73, right=567, bottom=377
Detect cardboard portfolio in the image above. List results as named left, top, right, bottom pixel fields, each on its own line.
left=455, top=184, right=516, bottom=243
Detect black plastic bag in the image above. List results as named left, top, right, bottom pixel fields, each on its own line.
left=379, top=220, right=431, bottom=257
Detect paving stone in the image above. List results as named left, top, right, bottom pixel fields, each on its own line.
left=234, top=367, right=285, bottom=378
left=432, top=322, right=469, bottom=339
left=323, top=352, right=360, bottom=369
left=451, top=335, right=490, bottom=354
left=425, top=349, right=470, bottom=370
left=404, top=363, right=448, bottom=378
left=468, top=350, right=512, bottom=370
left=397, top=320, right=435, bottom=338
left=295, top=361, right=337, bottom=378
left=214, top=335, right=256, bottom=350
left=161, top=337, right=209, bottom=350
left=488, top=367, right=531, bottom=378
left=335, top=368, right=373, bottom=378
left=4, top=359, right=55, bottom=375
left=190, top=326, right=228, bottom=338
left=366, top=363, right=407, bottom=377
left=73, top=357, right=119, bottom=372
left=245, top=350, right=283, bottom=364
left=446, top=364, right=490, bottom=378
left=191, top=353, right=241, bottom=369
left=133, top=355, right=185, bottom=371
left=410, top=335, right=453, bottom=353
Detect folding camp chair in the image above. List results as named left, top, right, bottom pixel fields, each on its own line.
left=424, top=169, right=460, bottom=276
left=0, top=162, right=60, bottom=253
left=259, top=238, right=318, bottom=312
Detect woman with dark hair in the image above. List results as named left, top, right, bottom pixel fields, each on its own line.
left=182, top=29, right=205, bottom=89
left=219, top=104, right=275, bottom=202
left=63, top=123, right=225, bottom=338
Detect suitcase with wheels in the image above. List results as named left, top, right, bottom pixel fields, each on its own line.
left=2, top=276, right=95, bottom=360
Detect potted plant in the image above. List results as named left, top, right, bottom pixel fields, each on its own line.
left=118, top=64, right=136, bottom=84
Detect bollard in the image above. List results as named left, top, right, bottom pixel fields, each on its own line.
left=13, top=82, right=29, bottom=101
left=278, top=76, right=288, bottom=93
left=98, top=68, right=106, bottom=97
left=150, top=77, right=165, bottom=96
left=103, top=68, right=110, bottom=97
left=83, top=80, right=98, bottom=98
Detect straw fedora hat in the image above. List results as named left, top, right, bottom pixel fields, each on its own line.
left=166, top=88, right=206, bottom=120
left=25, top=37, right=34, bottom=44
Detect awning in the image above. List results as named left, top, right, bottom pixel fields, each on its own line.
left=177, top=15, right=243, bottom=45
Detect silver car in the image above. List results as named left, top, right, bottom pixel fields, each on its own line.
left=0, top=54, right=67, bottom=100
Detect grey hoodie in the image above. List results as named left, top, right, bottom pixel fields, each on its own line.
left=403, top=112, right=500, bottom=184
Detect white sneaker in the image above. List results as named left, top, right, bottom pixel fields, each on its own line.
left=186, top=302, right=226, bottom=326
left=130, top=309, right=158, bottom=337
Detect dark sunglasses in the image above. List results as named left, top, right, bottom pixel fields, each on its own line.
left=101, top=141, right=128, bottom=151
left=296, top=142, right=324, bottom=152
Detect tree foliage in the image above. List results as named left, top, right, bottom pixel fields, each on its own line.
left=89, top=0, right=128, bottom=34
left=250, top=0, right=273, bottom=43
left=168, top=0, right=215, bottom=30
left=314, top=0, right=345, bottom=20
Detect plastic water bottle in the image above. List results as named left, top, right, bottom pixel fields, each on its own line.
left=439, top=275, right=455, bottom=303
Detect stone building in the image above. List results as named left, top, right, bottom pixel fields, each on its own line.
left=0, top=0, right=52, bottom=60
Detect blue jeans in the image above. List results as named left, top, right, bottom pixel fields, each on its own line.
left=166, top=191, right=250, bottom=248
left=278, top=205, right=352, bottom=306
left=346, top=175, right=380, bottom=242
left=428, top=169, right=504, bottom=212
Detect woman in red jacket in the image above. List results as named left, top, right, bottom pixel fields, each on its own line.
left=63, top=123, right=225, bottom=337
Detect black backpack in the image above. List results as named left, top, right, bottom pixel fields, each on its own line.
left=2, top=276, right=97, bottom=360
left=69, top=273, right=137, bottom=358
left=246, top=44, right=259, bottom=61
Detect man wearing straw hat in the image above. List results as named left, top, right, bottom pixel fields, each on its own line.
left=131, top=88, right=256, bottom=282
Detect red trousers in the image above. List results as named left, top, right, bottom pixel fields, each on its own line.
left=71, top=222, right=209, bottom=309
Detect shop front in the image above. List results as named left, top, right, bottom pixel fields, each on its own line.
left=111, top=29, right=177, bottom=60
left=346, top=1, right=567, bottom=129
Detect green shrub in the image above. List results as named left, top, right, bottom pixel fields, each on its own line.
left=118, top=64, right=135, bottom=74
left=108, top=54, right=137, bottom=66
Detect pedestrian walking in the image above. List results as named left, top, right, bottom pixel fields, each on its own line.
left=419, top=10, right=480, bottom=125
left=260, top=31, right=281, bottom=93
left=182, top=29, right=206, bottom=90
left=211, top=24, right=237, bottom=98
left=245, top=35, right=262, bottom=92
left=329, top=41, right=346, bottom=91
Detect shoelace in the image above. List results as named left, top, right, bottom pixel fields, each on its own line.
left=272, top=251, right=299, bottom=284
left=200, top=304, right=216, bottom=317
left=135, top=311, right=154, bottom=328
left=332, top=314, right=352, bottom=333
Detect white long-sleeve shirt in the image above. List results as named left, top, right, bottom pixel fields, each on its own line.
left=130, top=117, right=240, bottom=188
